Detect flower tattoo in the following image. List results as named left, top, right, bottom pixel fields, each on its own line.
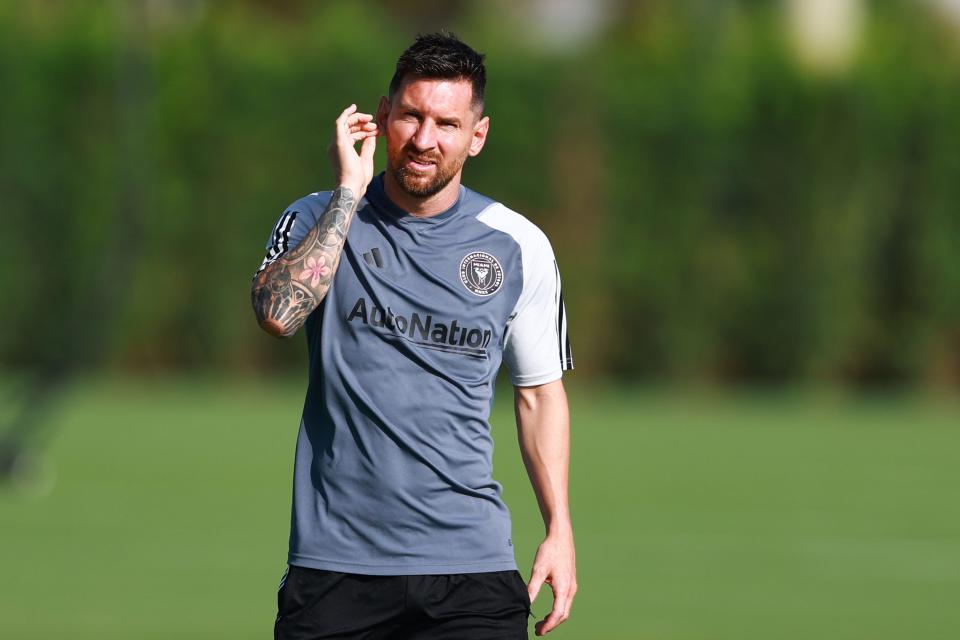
left=299, top=256, right=331, bottom=288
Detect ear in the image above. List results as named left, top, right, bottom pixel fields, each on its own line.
left=468, top=115, right=489, bottom=157
left=376, top=96, right=390, bottom=134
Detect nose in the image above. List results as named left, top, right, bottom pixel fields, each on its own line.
left=410, top=120, right=437, bottom=151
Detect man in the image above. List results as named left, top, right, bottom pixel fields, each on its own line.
left=251, top=33, right=575, bottom=639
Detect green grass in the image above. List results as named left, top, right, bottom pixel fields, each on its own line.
left=2, top=378, right=959, bottom=639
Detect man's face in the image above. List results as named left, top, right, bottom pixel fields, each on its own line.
left=378, top=77, right=489, bottom=199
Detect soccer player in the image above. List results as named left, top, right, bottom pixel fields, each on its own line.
left=251, top=33, right=575, bottom=639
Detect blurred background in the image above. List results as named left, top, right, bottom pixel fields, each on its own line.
left=2, top=0, right=959, bottom=638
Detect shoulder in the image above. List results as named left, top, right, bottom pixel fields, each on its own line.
left=472, top=200, right=557, bottom=292
left=474, top=201, right=552, bottom=255
left=270, top=191, right=334, bottom=234
left=287, top=191, right=334, bottom=217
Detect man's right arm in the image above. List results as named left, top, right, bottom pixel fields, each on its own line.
left=251, top=104, right=377, bottom=338
left=251, top=186, right=359, bottom=337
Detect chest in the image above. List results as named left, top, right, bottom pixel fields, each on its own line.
left=328, top=209, right=523, bottom=351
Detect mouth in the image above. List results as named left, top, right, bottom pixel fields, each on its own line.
left=404, top=155, right=438, bottom=172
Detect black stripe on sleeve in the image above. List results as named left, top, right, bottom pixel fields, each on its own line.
left=255, top=210, right=298, bottom=276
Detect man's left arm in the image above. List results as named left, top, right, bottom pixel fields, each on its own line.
left=515, top=378, right=576, bottom=636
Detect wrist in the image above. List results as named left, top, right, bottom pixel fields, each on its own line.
left=337, top=181, right=364, bottom=199
left=544, top=517, right=574, bottom=539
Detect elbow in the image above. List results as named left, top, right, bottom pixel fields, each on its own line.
left=252, top=300, right=299, bottom=338
left=251, top=283, right=299, bottom=338
left=258, top=318, right=296, bottom=339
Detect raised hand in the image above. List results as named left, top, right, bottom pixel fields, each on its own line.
left=328, top=104, right=378, bottom=197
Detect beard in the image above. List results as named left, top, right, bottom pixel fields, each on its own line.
left=389, top=145, right=467, bottom=199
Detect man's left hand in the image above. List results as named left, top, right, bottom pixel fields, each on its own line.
left=527, top=530, right=577, bottom=635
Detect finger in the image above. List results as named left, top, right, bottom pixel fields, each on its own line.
left=347, top=122, right=378, bottom=135
left=563, top=582, right=577, bottom=617
left=335, top=104, right=358, bottom=125
left=333, top=105, right=358, bottom=148
left=359, top=133, right=376, bottom=161
left=527, top=571, right=546, bottom=605
left=344, top=112, right=373, bottom=127
left=535, top=607, right=567, bottom=635
left=350, top=129, right=377, bottom=141
left=536, top=584, right=573, bottom=636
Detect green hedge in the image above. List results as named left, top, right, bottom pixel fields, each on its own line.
left=2, top=1, right=959, bottom=385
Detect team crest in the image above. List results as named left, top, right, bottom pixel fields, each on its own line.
left=460, top=252, right=503, bottom=296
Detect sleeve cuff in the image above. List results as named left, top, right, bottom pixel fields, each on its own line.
left=510, top=369, right=564, bottom=387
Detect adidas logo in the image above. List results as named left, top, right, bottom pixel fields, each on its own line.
left=363, top=247, right=384, bottom=268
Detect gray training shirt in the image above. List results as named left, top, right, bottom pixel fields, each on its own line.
left=257, top=173, right=573, bottom=575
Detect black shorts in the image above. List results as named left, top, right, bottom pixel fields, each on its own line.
left=274, top=565, right=531, bottom=640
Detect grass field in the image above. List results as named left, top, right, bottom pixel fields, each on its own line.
left=1, top=377, right=959, bottom=639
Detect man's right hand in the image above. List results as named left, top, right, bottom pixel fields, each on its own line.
left=328, top=104, right=378, bottom=198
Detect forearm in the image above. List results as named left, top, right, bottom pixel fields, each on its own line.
left=251, top=185, right=359, bottom=338
left=515, top=379, right=572, bottom=535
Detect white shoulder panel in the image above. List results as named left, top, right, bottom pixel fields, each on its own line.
left=477, top=203, right=551, bottom=290
left=477, top=203, right=573, bottom=386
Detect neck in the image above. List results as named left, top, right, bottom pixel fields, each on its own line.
left=383, top=170, right=463, bottom=217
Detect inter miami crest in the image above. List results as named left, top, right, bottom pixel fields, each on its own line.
left=459, top=251, right=503, bottom=296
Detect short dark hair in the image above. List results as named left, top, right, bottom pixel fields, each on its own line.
left=388, top=32, right=486, bottom=110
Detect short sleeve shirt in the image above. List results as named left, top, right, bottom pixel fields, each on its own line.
left=258, top=173, right=572, bottom=575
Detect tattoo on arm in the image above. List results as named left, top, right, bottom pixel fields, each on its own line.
left=251, top=186, right=357, bottom=337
